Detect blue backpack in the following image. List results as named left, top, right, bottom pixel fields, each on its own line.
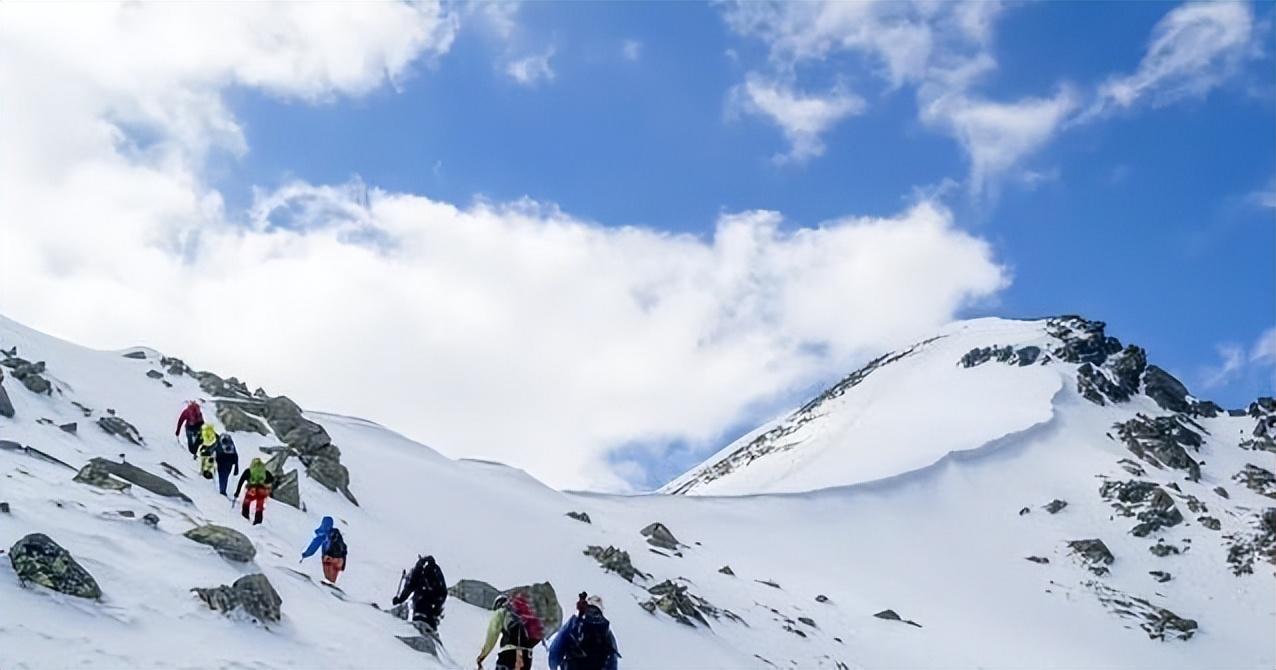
left=216, top=434, right=237, bottom=456
left=567, top=607, right=612, bottom=669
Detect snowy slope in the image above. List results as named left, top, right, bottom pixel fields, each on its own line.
left=1, top=313, right=1273, bottom=669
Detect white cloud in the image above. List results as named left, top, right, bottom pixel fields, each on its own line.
left=1092, top=2, right=1254, bottom=115
left=0, top=2, right=1009, bottom=491
left=920, top=88, right=1077, bottom=198
left=622, top=39, right=643, bottom=62
left=505, top=48, right=555, bottom=86
left=1249, top=176, right=1276, bottom=210
left=1203, top=328, right=1276, bottom=389
left=733, top=75, right=865, bottom=163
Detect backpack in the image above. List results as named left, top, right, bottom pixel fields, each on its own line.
left=248, top=466, right=269, bottom=486
left=567, top=607, right=612, bottom=668
left=500, top=593, right=544, bottom=648
left=325, top=528, right=347, bottom=559
left=216, top=435, right=237, bottom=456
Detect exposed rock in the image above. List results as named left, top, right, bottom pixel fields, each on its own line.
left=0, top=502, right=8, bottom=514
left=9, top=533, right=101, bottom=599
left=1099, top=479, right=1183, bottom=537
left=755, top=579, right=782, bottom=589
left=641, top=522, right=682, bottom=551
left=216, top=402, right=268, bottom=435
left=397, top=633, right=438, bottom=655
left=192, top=574, right=281, bottom=624
left=122, top=350, right=148, bottom=360
left=1117, top=459, right=1147, bottom=477
left=0, top=440, right=75, bottom=470
left=58, top=422, right=76, bottom=434
left=565, top=511, right=591, bottom=524
left=82, top=458, right=189, bottom=501
left=1116, top=415, right=1202, bottom=481
left=1213, top=486, right=1229, bottom=499
left=448, top=579, right=501, bottom=609
left=1233, top=464, right=1276, bottom=499
left=2, top=356, right=52, bottom=395
left=71, top=401, right=92, bottom=416
left=1047, top=316, right=1123, bottom=365
left=1068, top=539, right=1115, bottom=575
left=1197, top=516, right=1221, bottom=531
left=96, top=416, right=143, bottom=445
left=1224, top=508, right=1276, bottom=575
left=1148, top=541, right=1180, bottom=557
left=194, top=372, right=253, bottom=399
left=1149, top=570, right=1172, bottom=583
left=798, top=616, right=816, bottom=627
left=815, top=594, right=829, bottom=603
left=641, top=580, right=737, bottom=628
left=145, top=370, right=164, bottom=379
left=1043, top=499, right=1068, bottom=514
left=116, top=510, right=135, bottom=518
left=142, top=513, right=160, bottom=528
left=160, top=462, right=187, bottom=480
left=873, top=609, right=922, bottom=628
left=0, top=374, right=14, bottom=418
left=1087, top=581, right=1195, bottom=641
left=718, top=565, right=735, bottom=576
left=960, top=345, right=1043, bottom=369
left=183, top=524, right=256, bottom=562
left=161, top=356, right=193, bottom=377
left=1025, top=556, right=1050, bottom=564
left=73, top=460, right=131, bottom=492
left=584, top=545, right=648, bottom=583
left=1018, top=506, right=1031, bottom=516
left=272, top=469, right=301, bottom=509
left=1142, top=365, right=1191, bottom=414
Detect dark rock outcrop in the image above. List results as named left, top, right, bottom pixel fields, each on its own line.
left=1116, top=415, right=1202, bottom=481
left=566, top=511, right=591, bottom=524
left=0, top=370, right=14, bottom=418
left=192, top=574, right=281, bottom=624
left=263, top=451, right=301, bottom=509
left=58, top=422, right=76, bottom=434
left=142, top=513, right=160, bottom=528
left=81, top=458, right=189, bottom=501
left=0, top=440, right=75, bottom=470
left=1149, top=541, right=1180, bottom=557
left=122, top=350, right=148, bottom=360
left=230, top=396, right=358, bottom=505
left=641, top=522, right=682, bottom=551
left=448, top=579, right=502, bottom=609
left=183, top=524, right=256, bottom=562
left=447, top=580, right=562, bottom=634
left=1043, top=499, right=1068, bottom=514
left=718, top=565, right=735, bottom=576
left=1142, top=366, right=1191, bottom=414
left=584, top=545, right=648, bottom=583
left=1234, top=464, right=1276, bottom=499
left=1099, top=479, right=1183, bottom=537
left=9, top=533, right=101, bottom=599
left=1025, top=556, right=1050, bottom=564
left=959, top=345, right=1041, bottom=368
left=640, top=580, right=738, bottom=628
left=1088, top=582, right=1196, bottom=641
left=1, top=356, right=52, bottom=395
left=96, top=416, right=143, bottom=445
left=73, top=460, right=132, bottom=492
left=1047, top=317, right=1123, bottom=366
left=1068, top=539, right=1115, bottom=575
left=216, top=402, right=268, bottom=435
left=873, top=609, right=922, bottom=628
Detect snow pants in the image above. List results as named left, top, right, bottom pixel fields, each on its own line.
left=495, top=649, right=531, bottom=670
left=322, top=556, right=345, bottom=583
left=241, top=485, right=269, bottom=525
left=216, top=464, right=234, bottom=495
left=184, top=423, right=202, bottom=455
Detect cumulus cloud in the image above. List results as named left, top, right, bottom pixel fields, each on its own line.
left=1091, top=2, right=1254, bottom=116
left=732, top=75, right=865, bottom=163
left=0, top=1, right=1009, bottom=490
left=505, top=48, right=555, bottom=86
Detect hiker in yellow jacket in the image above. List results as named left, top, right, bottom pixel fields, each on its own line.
left=198, top=423, right=218, bottom=479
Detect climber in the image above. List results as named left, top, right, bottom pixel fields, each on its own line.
left=197, top=422, right=219, bottom=478
left=548, top=593, right=619, bottom=670
left=392, top=554, right=447, bottom=631
left=174, top=401, right=204, bottom=456
left=214, top=433, right=239, bottom=496
left=300, top=516, right=347, bottom=584
left=477, top=591, right=543, bottom=670
left=233, top=457, right=274, bottom=525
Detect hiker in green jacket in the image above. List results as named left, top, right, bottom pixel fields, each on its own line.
left=233, top=457, right=275, bottom=525
left=477, top=593, right=541, bottom=670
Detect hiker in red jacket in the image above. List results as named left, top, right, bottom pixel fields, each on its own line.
left=175, top=401, right=204, bottom=456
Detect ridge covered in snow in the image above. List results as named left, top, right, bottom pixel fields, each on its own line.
left=1, top=313, right=1273, bottom=669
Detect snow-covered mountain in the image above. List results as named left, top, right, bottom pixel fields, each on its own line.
left=1, top=313, right=1272, bottom=669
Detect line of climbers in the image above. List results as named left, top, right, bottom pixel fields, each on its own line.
left=176, top=401, right=619, bottom=669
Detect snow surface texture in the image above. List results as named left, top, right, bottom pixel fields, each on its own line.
left=0, top=314, right=1272, bottom=669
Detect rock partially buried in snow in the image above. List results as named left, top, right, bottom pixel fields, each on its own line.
left=80, top=458, right=190, bottom=502
left=9, top=533, right=101, bottom=599
left=192, top=574, right=281, bottom=624
left=718, top=565, right=735, bottom=576
left=640, top=580, right=739, bottom=628
left=96, top=416, right=143, bottom=445
left=447, top=579, right=562, bottom=634
left=1068, top=539, right=1115, bottom=575
left=216, top=402, right=268, bottom=435
left=263, top=451, right=302, bottom=509
left=641, top=522, right=682, bottom=551
left=0, top=369, right=14, bottom=418
left=1043, top=499, right=1068, bottom=514
left=584, top=545, right=649, bottom=583
left=73, top=460, right=132, bottom=492
left=58, top=422, right=76, bottom=434
left=142, top=513, right=160, bottom=528
left=448, top=579, right=502, bottom=609
left=183, top=524, right=256, bottom=563
left=1117, top=415, right=1202, bottom=481
left=566, top=511, right=591, bottom=524
left=873, top=609, right=922, bottom=628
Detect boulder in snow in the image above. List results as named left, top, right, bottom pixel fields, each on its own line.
left=448, top=579, right=502, bottom=609
left=1068, top=539, right=1115, bottom=575
left=1117, top=415, right=1202, bottom=481
left=1233, top=464, right=1276, bottom=499
left=584, top=545, right=649, bottom=583
left=73, top=460, right=132, bottom=492
left=0, top=371, right=14, bottom=418
left=1142, top=365, right=1191, bottom=414
left=183, top=524, right=256, bottom=562
left=192, top=573, right=281, bottom=624
left=9, top=533, right=101, bottom=599
left=215, top=402, right=268, bottom=435
left=566, top=511, right=591, bottom=524
left=873, top=609, right=922, bottom=628
left=96, top=416, right=143, bottom=445
left=1043, top=499, right=1068, bottom=514
left=641, top=522, right=682, bottom=551
left=81, top=458, right=189, bottom=502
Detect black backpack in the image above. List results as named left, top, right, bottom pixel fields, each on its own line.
left=567, top=607, right=612, bottom=669
left=326, top=528, right=347, bottom=559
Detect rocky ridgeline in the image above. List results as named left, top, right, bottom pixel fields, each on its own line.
left=666, top=337, right=939, bottom=494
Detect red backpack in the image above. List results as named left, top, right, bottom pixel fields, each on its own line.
left=500, top=592, right=545, bottom=648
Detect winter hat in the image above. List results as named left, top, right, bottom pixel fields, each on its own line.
left=586, top=594, right=605, bottom=612
left=493, top=594, right=508, bottom=609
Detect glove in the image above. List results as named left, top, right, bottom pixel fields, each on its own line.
left=392, top=595, right=403, bottom=606
left=298, top=557, right=305, bottom=564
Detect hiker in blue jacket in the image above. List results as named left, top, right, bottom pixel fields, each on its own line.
left=300, top=516, right=347, bottom=584
left=549, top=592, right=619, bottom=670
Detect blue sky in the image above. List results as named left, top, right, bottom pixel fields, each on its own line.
left=3, top=1, right=1273, bottom=490
left=224, top=1, right=1273, bottom=407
